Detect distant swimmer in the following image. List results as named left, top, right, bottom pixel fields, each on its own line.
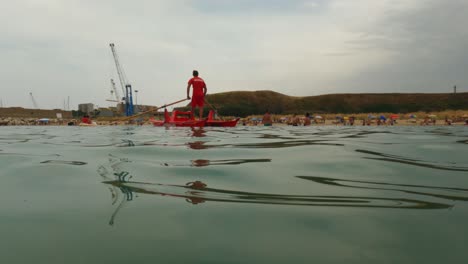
left=262, top=110, right=272, bottom=126
left=186, top=70, right=207, bottom=120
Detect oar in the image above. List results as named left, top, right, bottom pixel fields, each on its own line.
left=204, top=99, right=219, bottom=112
left=204, top=99, right=224, bottom=119
left=120, top=98, right=188, bottom=121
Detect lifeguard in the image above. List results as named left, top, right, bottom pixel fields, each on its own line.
left=186, top=70, right=207, bottom=120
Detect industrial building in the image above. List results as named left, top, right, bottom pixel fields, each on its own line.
left=78, top=103, right=94, bottom=114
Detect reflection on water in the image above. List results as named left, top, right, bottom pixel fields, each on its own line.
left=160, top=158, right=271, bottom=167
left=344, top=130, right=395, bottom=137
left=187, top=141, right=208, bottom=150
left=356, top=149, right=468, bottom=171
left=103, top=179, right=451, bottom=210
left=184, top=140, right=345, bottom=150
left=88, top=126, right=468, bottom=228
left=97, top=153, right=465, bottom=225
left=98, top=155, right=273, bottom=225
left=231, top=140, right=345, bottom=148
left=0, top=152, right=60, bottom=157
left=297, top=176, right=468, bottom=202
left=40, top=160, right=87, bottom=166
left=1, top=126, right=468, bottom=263
left=190, top=158, right=271, bottom=167
left=190, top=127, right=206, bottom=137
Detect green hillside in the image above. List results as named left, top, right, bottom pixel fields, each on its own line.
left=199, top=91, right=468, bottom=117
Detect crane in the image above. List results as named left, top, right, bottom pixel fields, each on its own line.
left=109, top=43, right=134, bottom=116
left=111, top=79, right=120, bottom=102
left=106, top=79, right=121, bottom=103
left=30, top=92, right=39, bottom=109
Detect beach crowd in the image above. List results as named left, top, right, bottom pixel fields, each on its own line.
left=242, top=112, right=468, bottom=126
left=1, top=113, right=467, bottom=126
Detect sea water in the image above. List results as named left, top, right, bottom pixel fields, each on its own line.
left=1, top=125, right=467, bottom=264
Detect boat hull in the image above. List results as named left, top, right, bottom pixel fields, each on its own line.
left=205, top=118, right=239, bottom=127
left=150, top=110, right=238, bottom=127
left=78, top=122, right=97, bottom=126
left=150, top=119, right=205, bottom=127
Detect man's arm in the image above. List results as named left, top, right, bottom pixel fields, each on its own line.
left=187, top=83, right=191, bottom=99
left=203, top=83, right=207, bottom=96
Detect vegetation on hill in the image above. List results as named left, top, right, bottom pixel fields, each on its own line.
left=0, top=107, right=72, bottom=118
left=198, top=91, right=468, bottom=117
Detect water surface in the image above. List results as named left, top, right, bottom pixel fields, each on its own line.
left=1, top=125, right=467, bottom=263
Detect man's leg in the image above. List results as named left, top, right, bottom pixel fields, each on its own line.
left=199, top=107, right=203, bottom=120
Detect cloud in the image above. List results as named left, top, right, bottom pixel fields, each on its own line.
left=0, top=0, right=466, bottom=109
left=188, top=0, right=326, bottom=14
left=333, top=0, right=468, bottom=93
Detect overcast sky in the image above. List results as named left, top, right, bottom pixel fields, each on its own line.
left=1, top=0, right=467, bottom=109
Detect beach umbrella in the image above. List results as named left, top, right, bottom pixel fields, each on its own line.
left=335, top=116, right=342, bottom=119
left=315, top=116, right=323, bottom=119
left=368, top=115, right=376, bottom=119
left=379, top=115, right=387, bottom=120
left=251, top=117, right=258, bottom=121
left=38, top=118, right=49, bottom=122
left=428, top=114, right=437, bottom=118
left=409, top=114, right=416, bottom=118
left=390, top=114, right=399, bottom=119
left=344, top=116, right=349, bottom=120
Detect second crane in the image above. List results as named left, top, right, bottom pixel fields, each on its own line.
left=110, top=43, right=134, bottom=116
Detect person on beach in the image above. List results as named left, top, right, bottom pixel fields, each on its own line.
left=445, top=116, right=452, bottom=126
left=304, top=113, right=311, bottom=126
left=187, top=70, right=207, bottom=120
left=262, top=110, right=273, bottom=126
left=290, top=114, right=300, bottom=126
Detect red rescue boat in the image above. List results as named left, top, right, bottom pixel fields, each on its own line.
left=150, top=109, right=239, bottom=127
left=205, top=110, right=239, bottom=127
left=150, top=109, right=205, bottom=127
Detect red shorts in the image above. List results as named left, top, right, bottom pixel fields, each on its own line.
left=191, top=95, right=204, bottom=108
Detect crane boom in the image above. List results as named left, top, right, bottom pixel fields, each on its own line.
left=110, top=79, right=120, bottom=102
left=109, top=43, right=134, bottom=116
left=30, top=92, right=39, bottom=109
left=109, top=43, right=127, bottom=97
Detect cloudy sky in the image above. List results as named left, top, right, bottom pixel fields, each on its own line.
left=1, top=0, right=467, bottom=109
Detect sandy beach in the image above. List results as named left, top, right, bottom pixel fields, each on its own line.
left=1, top=115, right=467, bottom=126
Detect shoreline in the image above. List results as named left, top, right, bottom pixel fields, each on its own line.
left=1, top=117, right=466, bottom=126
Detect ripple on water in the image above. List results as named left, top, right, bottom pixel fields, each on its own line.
left=40, top=160, right=87, bottom=166
left=356, top=149, right=468, bottom=172
left=2, top=125, right=468, bottom=263
left=2, top=126, right=468, bottom=226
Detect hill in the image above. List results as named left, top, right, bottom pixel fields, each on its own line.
left=200, top=91, right=468, bottom=117
left=0, top=107, right=72, bottom=119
